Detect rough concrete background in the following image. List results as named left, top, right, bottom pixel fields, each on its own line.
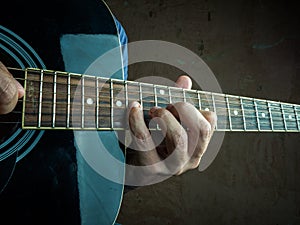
left=105, top=0, right=300, bottom=224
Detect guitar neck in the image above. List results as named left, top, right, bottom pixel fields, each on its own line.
left=15, top=67, right=300, bottom=132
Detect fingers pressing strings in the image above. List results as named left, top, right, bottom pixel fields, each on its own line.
left=166, top=102, right=217, bottom=173
left=126, top=101, right=161, bottom=166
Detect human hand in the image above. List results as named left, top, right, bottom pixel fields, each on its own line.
left=0, top=62, right=25, bottom=114
left=126, top=75, right=217, bottom=184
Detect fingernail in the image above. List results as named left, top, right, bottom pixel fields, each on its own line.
left=129, top=101, right=141, bottom=110
left=166, top=104, right=174, bottom=110
left=15, top=80, right=25, bottom=98
left=149, top=106, right=160, bottom=115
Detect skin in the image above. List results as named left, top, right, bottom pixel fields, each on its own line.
left=127, top=75, right=217, bottom=179
left=0, top=61, right=24, bottom=114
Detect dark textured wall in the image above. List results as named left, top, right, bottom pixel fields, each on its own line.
left=106, top=0, right=300, bottom=224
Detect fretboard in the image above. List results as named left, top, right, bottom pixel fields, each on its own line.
left=19, top=68, right=300, bottom=132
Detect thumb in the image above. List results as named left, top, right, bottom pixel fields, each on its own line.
left=15, top=80, right=25, bottom=98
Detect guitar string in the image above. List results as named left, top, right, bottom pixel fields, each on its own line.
left=11, top=76, right=300, bottom=114
left=15, top=76, right=300, bottom=105
left=8, top=118, right=293, bottom=128
left=8, top=92, right=300, bottom=116
left=6, top=88, right=300, bottom=122
left=9, top=99, right=300, bottom=123
left=1, top=120, right=298, bottom=131
left=14, top=77, right=300, bottom=117
left=3, top=106, right=299, bottom=129
left=14, top=76, right=300, bottom=104
left=6, top=76, right=300, bottom=128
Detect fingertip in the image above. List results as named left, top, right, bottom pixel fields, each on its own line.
left=200, top=110, right=217, bottom=129
left=129, top=101, right=141, bottom=111
left=166, top=104, right=174, bottom=111
left=149, top=106, right=161, bottom=117
left=175, top=75, right=192, bottom=89
left=15, top=81, right=25, bottom=98
left=128, top=101, right=143, bottom=123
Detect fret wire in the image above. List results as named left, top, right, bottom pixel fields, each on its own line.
left=211, top=93, right=218, bottom=130
left=254, top=100, right=261, bottom=131
left=294, top=105, right=300, bottom=131
left=81, top=76, right=85, bottom=128
left=139, top=82, right=143, bottom=108
left=280, top=103, right=287, bottom=131
left=153, top=85, right=160, bottom=130
left=225, top=96, right=232, bottom=130
left=110, top=79, right=113, bottom=129
left=267, top=101, right=274, bottom=131
left=240, top=97, right=247, bottom=131
left=22, top=69, right=28, bottom=128
left=96, top=77, right=99, bottom=129
left=67, top=73, right=71, bottom=128
left=38, top=70, right=44, bottom=128
left=168, top=86, right=172, bottom=104
left=154, top=85, right=158, bottom=107
left=183, top=89, right=186, bottom=102
left=52, top=71, right=57, bottom=128
left=197, top=91, right=202, bottom=110
left=125, top=81, right=128, bottom=107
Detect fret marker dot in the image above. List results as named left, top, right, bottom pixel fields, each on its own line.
left=261, top=113, right=266, bottom=118
left=233, top=110, right=238, bottom=116
left=116, top=100, right=122, bottom=107
left=159, top=89, right=165, bottom=95
left=205, top=108, right=210, bottom=111
left=86, top=98, right=93, bottom=105
left=288, top=115, right=292, bottom=120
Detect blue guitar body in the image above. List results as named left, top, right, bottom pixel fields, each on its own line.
left=0, top=1, right=125, bottom=224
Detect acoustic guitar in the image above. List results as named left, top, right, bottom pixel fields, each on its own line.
left=0, top=0, right=299, bottom=224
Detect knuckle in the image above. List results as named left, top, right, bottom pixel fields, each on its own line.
left=172, top=128, right=188, bottom=147
left=0, top=78, right=16, bottom=104
left=209, top=111, right=217, bottom=122
left=189, top=161, right=200, bottom=170
left=190, top=155, right=202, bottom=168
left=153, top=108, right=169, bottom=118
left=200, top=121, right=211, bottom=139
left=175, top=170, right=183, bottom=176
left=134, top=131, right=151, bottom=142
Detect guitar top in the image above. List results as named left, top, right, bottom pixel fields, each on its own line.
left=0, top=0, right=125, bottom=224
